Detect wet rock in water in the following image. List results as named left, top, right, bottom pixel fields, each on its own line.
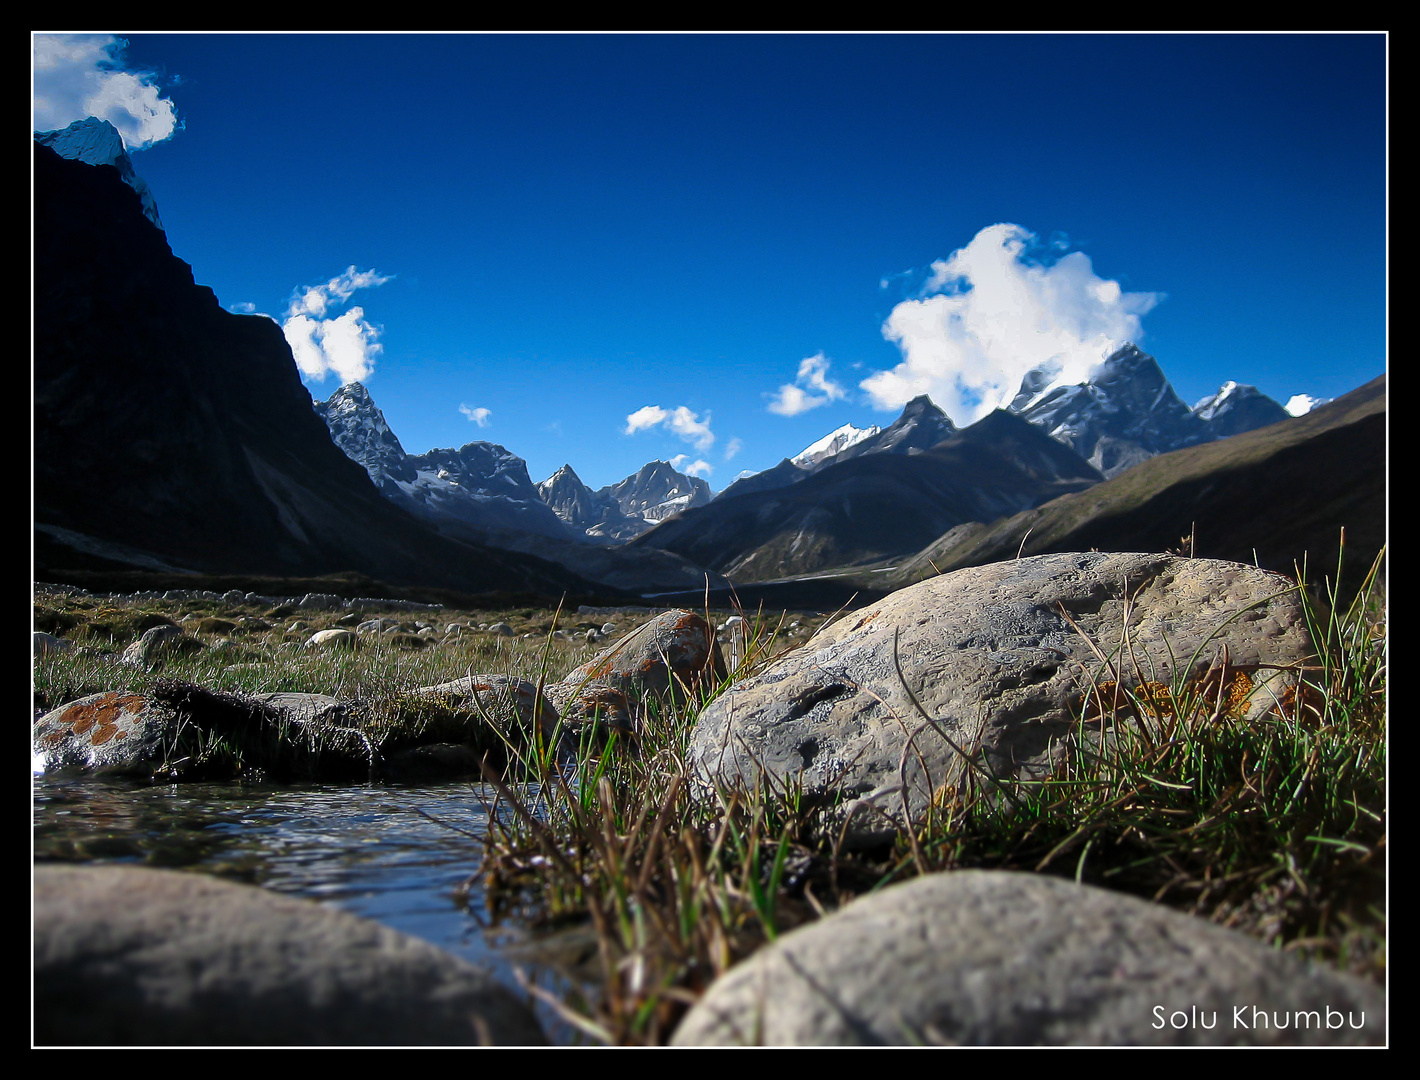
left=34, top=864, right=546, bottom=1046
left=688, top=553, right=1313, bottom=845
left=32, top=684, right=376, bottom=782
left=32, top=690, right=165, bottom=776
left=672, top=870, right=1384, bottom=1046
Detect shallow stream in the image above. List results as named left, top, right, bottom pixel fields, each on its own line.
left=32, top=775, right=591, bottom=1044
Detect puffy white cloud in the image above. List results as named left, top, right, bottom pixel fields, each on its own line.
left=670, top=454, right=713, bottom=477
left=281, top=267, right=392, bottom=384
left=862, top=223, right=1162, bottom=424
left=767, top=352, right=847, bottom=416
left=723, top=437, right=743, bottom=461
left=33, top=34, right=180, bottom=150
left=624, top=404, right=715, bottom=452
left=460, top=404, right=492, bottom=426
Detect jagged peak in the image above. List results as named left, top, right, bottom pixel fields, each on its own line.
left=35, top=117, right=164, bottom=231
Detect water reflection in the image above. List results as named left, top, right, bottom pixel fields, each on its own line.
left=32, top=776, right=585, bottom=1043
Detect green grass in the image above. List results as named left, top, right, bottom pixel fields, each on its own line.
left=32, top=554, right=1384, bottom=1045
left=474, top=546, right=1385, bottom=1044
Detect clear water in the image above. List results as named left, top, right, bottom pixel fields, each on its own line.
left=32, top=775, right=592, bottom=1044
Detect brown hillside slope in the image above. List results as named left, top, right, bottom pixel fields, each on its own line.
left=889, top=374, right=1385, bottom=594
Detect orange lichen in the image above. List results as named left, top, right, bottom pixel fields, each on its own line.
left=59, top=693, right=146, bottom=740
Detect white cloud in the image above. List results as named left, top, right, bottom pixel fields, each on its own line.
left=670, top=454, right=713, bottom=477
left=767, top=352, right=847, bottom=416
left=723, top=437, right=743, bottom=461
left=861, top=223, right=1162, bottom=424
left=460, top=404, right=491, bottom=426
left=624, top=404, right=715, bottom=452
left=33, top=34, right=180, bottom=150
left=281, top=267, right=393, bottom=384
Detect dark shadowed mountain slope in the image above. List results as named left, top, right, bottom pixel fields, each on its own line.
left=890, top=375, right=1386, bottom=593
left=631, top=409, right=1101, bottom=582
left=33, top=142, right=605, bottom=599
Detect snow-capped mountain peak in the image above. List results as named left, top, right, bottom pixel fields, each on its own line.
left=791, top=423, right=882, bottom=468
left=34, top=117, right=164, bottom=231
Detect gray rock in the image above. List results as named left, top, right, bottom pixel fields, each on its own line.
left=543, top=681, right=635, bottom=742
left=34, top=631, right=72, bottom=658
left=33, top=864, right=546, bottom=1046
left=689, top=553, right=1313, bottom=844
left=120, top=623, right=193, bottom=667
left=488, top=621, right=515, bottom=637
left=412, top=675, right=561, bottom=744
left=251, top=692, right=349, bottom=726
left=298, top=592, right=346, bottom=611
left=671, top=870, right=1384, bottom=1046
left=305, top=628, right=356, bottom=650
left=560, top=608, right=726, bottom=708
left=32, top=690, right=167, bottom=776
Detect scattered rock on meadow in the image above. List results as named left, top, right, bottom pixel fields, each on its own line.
left=305, top=628, right=356, bottom=650
left=34, top=632, right=72, bottom=658
left=411, top=675, right=561, bottom=743
left=34, top=864, right=546, bottom=1046
left=688, top=552, right=1313, bottom=844
left=672, top=870, right=1384, bottom=1046
left=560, top=608, right=725, bottom=708
left=120, top=623, right=197, bottom=667
left=543, top=681, right=635, bottom=741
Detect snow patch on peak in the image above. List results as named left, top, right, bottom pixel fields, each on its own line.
left=792, top=423, right=882, bottom=468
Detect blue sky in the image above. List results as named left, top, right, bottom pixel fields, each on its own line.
left=34, top=33, right=1387, bottom=491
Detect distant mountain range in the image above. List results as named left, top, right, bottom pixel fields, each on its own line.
left=312, top=382, right=722, bottom=593
left=34, top=117, right=1382, bottom=605
left=631, top=407, right=1104, bottom=582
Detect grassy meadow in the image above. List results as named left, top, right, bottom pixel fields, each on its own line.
left=32, top=547, right=1385, bottom=1045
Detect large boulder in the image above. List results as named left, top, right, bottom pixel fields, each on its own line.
left=33, top=864, right=546, bottom=1046
left=671, top=870, right=1384, bottom=1046
left=689, top=553, right=1313, bottom=843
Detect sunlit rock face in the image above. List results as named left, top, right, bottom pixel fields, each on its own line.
left=1010, top=343, right=1290, bottom=477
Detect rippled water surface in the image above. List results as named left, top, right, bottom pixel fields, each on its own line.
left=33, top=775, right=587, bottom=1043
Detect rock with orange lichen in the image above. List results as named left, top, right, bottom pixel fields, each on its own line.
left=32, top=690, right=161, bottom=776
left=558, top=608, right=726, bottom=712
left=32, top=683, right=376, bottom=782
